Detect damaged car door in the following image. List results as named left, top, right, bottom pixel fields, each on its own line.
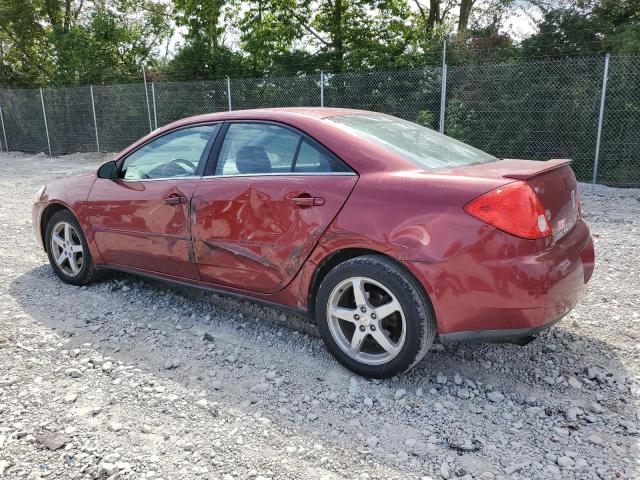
left=191, top=121, right=358, bottom=294
left=88, top=124, right=220, bottom=279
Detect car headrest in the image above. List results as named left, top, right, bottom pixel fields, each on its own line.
left=236, top=146, right=272, bottom=174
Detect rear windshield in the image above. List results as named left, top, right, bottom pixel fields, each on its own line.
left=328, top=113, right=498, bottom=169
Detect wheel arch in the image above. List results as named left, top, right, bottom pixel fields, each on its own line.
left=307, top=248, right=435, bottom=319
left=40, top=203, right=72, bottom=251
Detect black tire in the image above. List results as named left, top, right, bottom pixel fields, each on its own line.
left=315, top=254, right=436, bottom=378
left=45, top=210, right=106, bottom=286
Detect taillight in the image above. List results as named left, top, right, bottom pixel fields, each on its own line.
left=464, top=181, right=551, bottom=239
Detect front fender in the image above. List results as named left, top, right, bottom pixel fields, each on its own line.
left=33, top=173, right=103, bottom=264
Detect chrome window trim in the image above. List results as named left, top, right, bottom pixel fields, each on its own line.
left=118, top=172, right=357, bottom=183
left=118, top=175, right=201, bottom=183
left=201, top=172, right=358, bottom=179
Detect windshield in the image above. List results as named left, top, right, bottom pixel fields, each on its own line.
left=328, top=113, right=498, bottom=169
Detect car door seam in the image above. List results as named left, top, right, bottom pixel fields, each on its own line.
left=86, top=176, right=107, bottom=262
left=271, top=174, right=361, bottom=294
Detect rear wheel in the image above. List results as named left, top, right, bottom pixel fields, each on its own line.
left=315, top=255, right=436, bottom=378
left=45, top=210, right=105, bottom=286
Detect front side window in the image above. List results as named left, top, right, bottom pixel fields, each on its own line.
left=328, top=113, right=498, bottom=169
left=120, top=124, right=219, bottom=180
left=215, top=123, right=351, bottom=175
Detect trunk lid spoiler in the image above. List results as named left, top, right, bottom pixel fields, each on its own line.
left=501, top=158, right=572, bottom=180
left=432, top=158, right=573, bottom=182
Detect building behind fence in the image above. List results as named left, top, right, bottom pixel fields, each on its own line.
left=0, top=53, right=638, bottom=186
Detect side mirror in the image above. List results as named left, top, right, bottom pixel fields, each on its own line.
left=97, top=160, right=118, bottom=180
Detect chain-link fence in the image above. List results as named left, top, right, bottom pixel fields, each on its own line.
left=598, top=55, right=640, bottom=187
left=0, top=54, right=638, bottom=186
left=324, top=67, right=442, bottom=128
left=445, top=57, right=606, bottom=183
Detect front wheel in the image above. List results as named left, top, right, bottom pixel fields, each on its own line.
left=45, top=210, right=105, bottom=286
left=315, top=255, right=436, bottom=378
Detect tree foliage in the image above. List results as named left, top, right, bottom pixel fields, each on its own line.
left=0, top=0, right=638, bottom=86
left=0, top=0, right=171, bottom=86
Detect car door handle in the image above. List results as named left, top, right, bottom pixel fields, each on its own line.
left=291, top=195, right=325, bottom=207
left=164, top=194, right=188, bottom=205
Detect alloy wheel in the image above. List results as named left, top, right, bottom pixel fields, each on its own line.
left=326, top=276, right=406, bottom=365
left=50, top=221, right=84, bottom=277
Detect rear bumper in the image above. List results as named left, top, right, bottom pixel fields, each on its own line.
left=438, top=315, right=563, bottom=343
left=407, top=218, right=595, bottom=340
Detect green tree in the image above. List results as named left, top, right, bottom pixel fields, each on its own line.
left=233, top=0, right=420, bottom=73
left=521, top=0, right=640, bottom=56
left=162, top=0, right=247, bottom=78
left=236, top=0, right=312, bottom=75
left=0, top=0, right=171, bottom=86
left=0, top=0, right=54, bottom=85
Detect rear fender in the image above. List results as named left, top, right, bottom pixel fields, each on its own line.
left=314, top=171, right=504, bottom=264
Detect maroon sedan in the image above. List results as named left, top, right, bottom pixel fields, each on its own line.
left=33, top=108, right=595, bottom=378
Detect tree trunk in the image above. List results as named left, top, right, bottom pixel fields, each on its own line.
left=332, top=0, right=344, bottom=73
left=426, top=0, right=440, bottom=31
left=63, top=0, right=72, bottom=32
left=457, top=0, right=474, bottom=37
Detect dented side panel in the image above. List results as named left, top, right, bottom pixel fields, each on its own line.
left=191, top=175, right=358, bottom=294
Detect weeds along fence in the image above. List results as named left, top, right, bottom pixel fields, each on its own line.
left=0, top=54, right=638, bottom=187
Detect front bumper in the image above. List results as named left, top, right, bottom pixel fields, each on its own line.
left=32, top=202, right=45, bottom=249
left=407, top=218, right=595, bottom=341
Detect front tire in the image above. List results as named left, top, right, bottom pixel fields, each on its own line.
left=45, top=210, right=104, bottom=286
left=315, top=255, right=436, bottom=378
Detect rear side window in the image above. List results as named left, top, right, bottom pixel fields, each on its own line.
left=328, top=113, right=498, bottom=169
left=294, top=140, right=346, bottom=173
left=215, top=123, right=351, bottom=175
left=216, top=123, right=299, bottom=175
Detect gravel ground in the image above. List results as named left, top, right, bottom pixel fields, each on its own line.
left=0, top=151, right=639, bottom=480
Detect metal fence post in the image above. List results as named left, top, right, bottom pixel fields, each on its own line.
left=90, top=86, right=100, bottom=153
left=439, top=40, right=447, bottom=134
left=0, top=105, right=7, bottom=152
left=593, top=53, right=610, bottom=184
left=39, top=88, right=52, bottom=156
left=227, top=77, right=233, bottom=111
left=142, top=67, right=153, bottom=132
left=151, top=82, right=158, bottom=130
left=320, top=70, right=324, bottom=107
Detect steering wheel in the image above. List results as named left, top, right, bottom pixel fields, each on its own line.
left=160, top=158, right=197, bottom=177
left=123, top=166, right=151, bottom=180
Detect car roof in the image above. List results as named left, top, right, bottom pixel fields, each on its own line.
left=168, top=107, right=374, bottom=125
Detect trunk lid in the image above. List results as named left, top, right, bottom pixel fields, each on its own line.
left=525, top=163, right=579, bottom=242
left=444, top=158, right=579, bottom=241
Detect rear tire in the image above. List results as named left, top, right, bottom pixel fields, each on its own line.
left=45, top=210, right=105, bottom=286
left=315, top=255, right=436, bottom=378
